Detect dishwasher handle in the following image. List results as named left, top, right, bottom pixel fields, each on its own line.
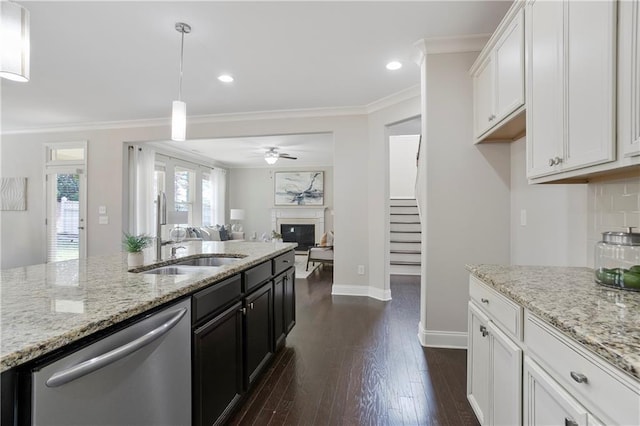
left=45, top=307, right=187, bottom=388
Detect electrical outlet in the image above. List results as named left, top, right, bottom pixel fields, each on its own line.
left=357, top=265, right=365, bottom=275
left=98, top=205, right=107, bottom=215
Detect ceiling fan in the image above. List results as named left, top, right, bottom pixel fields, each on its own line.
left=264, top=147, right=297, bottom=165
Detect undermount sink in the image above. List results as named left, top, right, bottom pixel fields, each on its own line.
left=140, top=265, right=217, bottom=275
left=176, top=257, right=241, bottom=267
left=137, top=255, right=244, bottom=275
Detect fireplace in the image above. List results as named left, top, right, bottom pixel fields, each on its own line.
left=281, top=224, right=315, bottom=251
left=271, top=207, right=327, bottom=248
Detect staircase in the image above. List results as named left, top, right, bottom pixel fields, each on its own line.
left=389, top=198, right=421, bottom=275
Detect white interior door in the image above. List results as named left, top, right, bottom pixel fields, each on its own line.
left=45, top=167, right=87, bottom=262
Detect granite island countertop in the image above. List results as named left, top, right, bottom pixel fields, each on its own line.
left=1, top=241, right=297, bottom=372
left=466, top=264, right=640, bottom=381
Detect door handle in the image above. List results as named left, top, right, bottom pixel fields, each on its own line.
left=78, top=226, right=85, bottom=230
left=45, top=307, right=187, bottom=388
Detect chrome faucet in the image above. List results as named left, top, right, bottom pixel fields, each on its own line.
left=156, top=191, right=167, bottom=262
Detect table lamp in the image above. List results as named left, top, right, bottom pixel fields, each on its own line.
left=230, top=209, right=245, bottom=232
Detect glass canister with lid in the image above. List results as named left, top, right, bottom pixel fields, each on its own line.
left=594, top=227, right=640, bottom=291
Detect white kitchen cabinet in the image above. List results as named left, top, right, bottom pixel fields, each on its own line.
left=489, top=321, right=522, bottom=426
left=467, top=302, right=491, bottom=425
left=526, top=0, right=616, bottom=179
left=471, top=4, right=525, bottom=143
left=473, top=55, right=495, bottom=138
left=525, top=311, right=640, bottom=426
left=619, top=0, right=640, bottom=158
left=524, top=356, right=589, bottom=426
left=494, top=9, right=525, bottom=123
left=467, top=299, right=522, bottom=426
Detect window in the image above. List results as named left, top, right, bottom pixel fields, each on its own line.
left=174, top=166, right=194, bottom=221
left=202, top=173, right=214, bottom=226
left=49, top=148, right=85, bottom=162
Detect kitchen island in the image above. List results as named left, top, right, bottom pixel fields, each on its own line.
left=466, top=264, right=640, bottom=426
left=1, top=241, right=297, bottom=425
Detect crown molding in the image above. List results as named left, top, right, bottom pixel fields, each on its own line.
left=3, top=86, right=425, bottom=136
left=365, top=85, right=420, bottom=114
left=1, top=105, right=369, bottom=136
left=414, top=34, right=490, bottom=56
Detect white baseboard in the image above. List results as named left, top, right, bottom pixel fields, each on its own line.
left=331, top=284, right=392, bottom=301
left=418, top=322, right=467, bottom=349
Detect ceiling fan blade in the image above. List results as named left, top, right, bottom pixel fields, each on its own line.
left=279, top=154, right=297, bottom=160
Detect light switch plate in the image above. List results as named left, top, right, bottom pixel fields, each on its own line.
left=99, top=216, right=109, bottom=225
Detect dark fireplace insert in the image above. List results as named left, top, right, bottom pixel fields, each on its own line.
left=281, top=224, right=315, bottom=251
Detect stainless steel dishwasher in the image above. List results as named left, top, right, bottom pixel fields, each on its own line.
left=31, top=298, right=191, bottom=426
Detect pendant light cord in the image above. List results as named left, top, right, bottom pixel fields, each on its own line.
left=178, top=29, right=185, bottom=102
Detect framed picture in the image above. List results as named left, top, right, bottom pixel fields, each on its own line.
left=0, top=177, right=27, bottom=211
left=274, top=171, right=324, bottom=206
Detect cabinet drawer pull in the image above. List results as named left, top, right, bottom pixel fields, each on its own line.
left=570, top=371, right=588, bottom=384
left=480, top=298, right=489, bottom=304
left=250, top=302, right=254, bottom=310
left=282, top=260, right=290, bottom=263
left=480, top=325, right=489, bottom=337
left=549, top=158, right=555, bottom=166
left=564, top=417, right=578, bottom=426
left=240, top=307, right=247, bottom=315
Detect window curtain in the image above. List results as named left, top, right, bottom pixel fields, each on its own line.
left=131, top=145, right=156, bottom=236
left=211, top=168, right=226, bottom=225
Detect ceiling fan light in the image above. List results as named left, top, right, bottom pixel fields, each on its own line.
left=264, top=151, right=278, bottom=165
left=171, top=100, right=186, bottom=141
left=0, top=1, right=30, bottom=82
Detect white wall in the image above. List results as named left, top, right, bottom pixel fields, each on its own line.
left=0, top=115, right=370, bottom=292
left=419, top=51, right=511, bottom=348
left=364, top=95, right=421, bottom=301
left=228, top=166, right=334, bottom=240
left=510, top=138, right=588, bottom=267
left=390, top=135, right=420, bottom=198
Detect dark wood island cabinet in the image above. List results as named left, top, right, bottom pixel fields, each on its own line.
left=0, top=245, right=297, bottom=426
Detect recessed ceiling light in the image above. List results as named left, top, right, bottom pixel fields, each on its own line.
left=386, top=61, right=402, bottom=71
left=218, top=74, right=234, bottom=83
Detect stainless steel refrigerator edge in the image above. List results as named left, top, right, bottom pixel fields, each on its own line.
left=31, top=298, right=191, bottom=425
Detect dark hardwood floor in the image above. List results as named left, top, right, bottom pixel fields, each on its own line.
left=228, top=267, right=479, bottom=426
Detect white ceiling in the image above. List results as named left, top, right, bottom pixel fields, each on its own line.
left=148, top=133, right=334, bottom=168
left=1, top=1, right=511, bottom=133
left=2, top=1, right=509, bottom=167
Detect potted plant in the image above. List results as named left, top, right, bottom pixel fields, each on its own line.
left=271, top=230, right=283, bottom=243
left=123, top=232, right=152, bottom=267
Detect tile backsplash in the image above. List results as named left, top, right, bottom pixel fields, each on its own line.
left=587, top=177, right=640, bottom=267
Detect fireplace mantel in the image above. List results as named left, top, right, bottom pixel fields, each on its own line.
left=271, top=207, right=326, bottom=243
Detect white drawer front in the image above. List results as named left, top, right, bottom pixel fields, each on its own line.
left=469, top=276, right=523, bottom=340
left=525, top=313, right=640, bottom=426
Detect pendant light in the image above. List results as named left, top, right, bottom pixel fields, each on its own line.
left=172, top=22, right=191, bottom=142
left=0, top=1, right=30, bottom=82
